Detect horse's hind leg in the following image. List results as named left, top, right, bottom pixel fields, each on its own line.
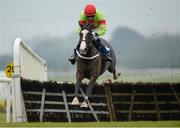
left=113, top=69, right=117, bottom=80
left=109, top=68, right=118, bottom=80
left=108, top=65, right=121, bottom=80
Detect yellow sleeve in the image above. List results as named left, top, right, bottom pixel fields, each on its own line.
left=97, top=24, right=107, bottom=36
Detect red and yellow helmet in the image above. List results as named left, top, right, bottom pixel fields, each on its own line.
left=84, top=4, right=96, bottom=16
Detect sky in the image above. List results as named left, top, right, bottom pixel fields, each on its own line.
left=0, top=0, right=180, bottom=55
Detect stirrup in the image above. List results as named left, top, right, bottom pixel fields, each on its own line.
left=69, top=50, right=77, bottom=65
left=69, top=55, right=76, bottom=65
left=69, top=58, right=76, bottom=65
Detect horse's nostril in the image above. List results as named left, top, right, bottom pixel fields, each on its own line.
left=80, top=50, right=83, bottom=54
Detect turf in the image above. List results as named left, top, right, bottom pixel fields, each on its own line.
left=0, top=112, right=180, bottom=127
left=49, top=73, right=180, bottom=83
left=1, top=120, right=180, bottom=127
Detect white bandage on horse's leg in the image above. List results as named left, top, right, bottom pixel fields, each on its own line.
left=80, top=101, right=88, bottom=108
left=71, top=97, right=80, bottom=105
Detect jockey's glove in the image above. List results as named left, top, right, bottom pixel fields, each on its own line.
left=92, top=32, right=99, bottom=41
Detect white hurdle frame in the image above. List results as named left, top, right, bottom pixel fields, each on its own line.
left=13, top=38, right=47, bottom=122
left=0, top=78, right=12, bottom=123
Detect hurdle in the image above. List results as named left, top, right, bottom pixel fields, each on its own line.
left=21, top=79, right=180, bottom=122
left=13, top=38, right=47, bottom=122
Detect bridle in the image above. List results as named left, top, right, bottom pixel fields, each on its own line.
left=76, top=49, right=100, bottom=60
left=77, top=37, right=100, bottom=60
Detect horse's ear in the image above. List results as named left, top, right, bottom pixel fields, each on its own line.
left=79, top=21, right=83, bottom=28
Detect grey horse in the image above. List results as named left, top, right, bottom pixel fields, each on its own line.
left=71, top=24, right=120, bottom=107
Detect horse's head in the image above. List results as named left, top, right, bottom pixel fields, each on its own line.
left=78, top=23, right=94, bottom=55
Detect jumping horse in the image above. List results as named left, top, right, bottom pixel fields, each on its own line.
left=71, top=23, right=120, bottom=107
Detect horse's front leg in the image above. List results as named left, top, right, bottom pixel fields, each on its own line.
left=72, top=71, right=83, bottom=105
left=71, top=80, right=82, bottom=105
left=80, top=76, right=97, bottom=108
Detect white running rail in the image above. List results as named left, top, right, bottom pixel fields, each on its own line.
left=13, top=38, right=47, bottom=122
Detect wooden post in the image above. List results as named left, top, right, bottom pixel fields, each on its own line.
left=104, top=86, right=113, bottom=121
left=171, top=86, right=180, bottom=106
left=128, top=89, right=136, bottom=121
left=40, top=89, right=46, bottom=122
left=105, top=86, right=117, bottom=121
left=152, top=86, right=160, bottom=120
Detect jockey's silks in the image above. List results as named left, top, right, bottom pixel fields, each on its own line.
left=78, top=9, right=107, bottom=36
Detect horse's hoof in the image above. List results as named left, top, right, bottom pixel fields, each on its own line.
left=113, top=73, right=121, bottom=80
left=113, top=75, right=117, bottom=80
left=80, top=101, right=88, bottom=108
left=71, top=97, right=80, bottom=105
left=117, top=72, right=121, bottom=76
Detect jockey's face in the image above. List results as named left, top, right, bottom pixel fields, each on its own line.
left=87, top=16, right=94, bottom=21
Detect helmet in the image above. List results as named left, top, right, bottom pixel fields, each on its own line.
left=84, top=4, right=96, bottom=16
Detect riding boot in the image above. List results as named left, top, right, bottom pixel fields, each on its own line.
left=69, top=41, right=81, bottom=65
left=94, top=38, right=112, bottom=62
left=69, top=49, right=77, bottom=65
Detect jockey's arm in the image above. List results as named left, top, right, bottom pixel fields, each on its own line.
left=97, top=24, right=106, bottom=36
left=96, top=10, right=107, bottom=36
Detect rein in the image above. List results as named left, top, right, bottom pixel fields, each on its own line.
left=76, top=49, right=100, bottom=60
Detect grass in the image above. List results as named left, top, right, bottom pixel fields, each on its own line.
left=1, top=121, right=180, bottom=127
left=49, top=73, right=180, bottom=83
left=1, top=120, right=180, bottom=127
left=1, top=112, right=180, bottom=127
left=117, top=73, right=180, bottom=83
left=0, top=112, right=6, bottom=124
left=0, top=112, right=179, bottom=127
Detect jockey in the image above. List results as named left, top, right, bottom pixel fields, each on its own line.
left=69, top=3, right=112, bottom=65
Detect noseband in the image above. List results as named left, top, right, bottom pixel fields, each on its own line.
left=76, top=49, right=100, bottom=60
